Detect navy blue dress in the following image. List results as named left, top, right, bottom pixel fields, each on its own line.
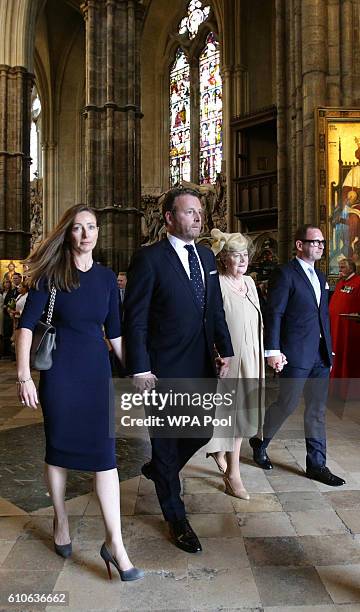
left=19, top=263, right=121, bottom=471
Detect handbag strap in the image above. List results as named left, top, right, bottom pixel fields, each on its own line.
left=45, top=285, right=57, bottom=325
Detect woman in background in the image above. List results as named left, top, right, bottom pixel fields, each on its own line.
left=8, top=281, right=29, bottom=347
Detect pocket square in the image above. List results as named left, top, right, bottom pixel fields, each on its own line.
left=325, top=282, right=329, bottom=290
left=209, top=270, right=218, bottom=275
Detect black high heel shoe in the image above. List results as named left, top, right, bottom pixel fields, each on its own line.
left=53, top=519, right=72, bottom=558
left=100, top=543, right=144, bottom=581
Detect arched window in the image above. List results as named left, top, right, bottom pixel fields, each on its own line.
left=169, top=1, right=222, bottom=186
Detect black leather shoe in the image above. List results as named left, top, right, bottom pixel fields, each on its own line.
left=141, top=462, right=154, bottom=480
left=306, top=465, right=346, bottom=487
left=169, top=519, right=202, bottom=554
left=249, top=437, right=273, bottom=470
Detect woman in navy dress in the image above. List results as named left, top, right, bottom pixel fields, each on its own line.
left=16, top=204, right=143, bottom=581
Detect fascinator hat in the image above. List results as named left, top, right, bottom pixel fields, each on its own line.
left=210, top=228, right=253, bottom=257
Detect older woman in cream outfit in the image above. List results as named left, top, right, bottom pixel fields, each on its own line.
left=205, top=229, right=265, bottom=500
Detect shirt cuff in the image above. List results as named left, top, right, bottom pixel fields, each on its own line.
left=264, top=350, right=281, bottom=357
left=133, top=371, right=152, bottom=376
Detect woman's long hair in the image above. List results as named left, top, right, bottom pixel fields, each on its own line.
left=24, top=204, right=98, bottom=291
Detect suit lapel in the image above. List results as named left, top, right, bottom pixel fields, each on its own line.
left=292, top=259, right=318, bottom=307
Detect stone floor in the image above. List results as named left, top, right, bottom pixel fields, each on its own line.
left=1, top=361, right=360, bottom=611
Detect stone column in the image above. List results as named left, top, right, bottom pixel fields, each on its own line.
left=294, top=0, right=304, bottom=230
left=81, top=0, right=143, bottom=270
left=301, top=0, right=327, bottom=223
left=275, top=0, right=290, bottom=261
left=42, top=141, right=58, bottom=236
left=340, top=0, right=353, bottom=106
left=0, top=65, right=33, bottom=258
left=276, top=0, right=328, bottom=259
left=288, top=0, right=297, bottom=236
left=233, top=64, right=248, bottom=118
left=221, top=65, right=234, bottom=230
left=327, top=0, right=340, bottom=106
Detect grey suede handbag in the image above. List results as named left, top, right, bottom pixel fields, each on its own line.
left=30, top=285, right=57, bottom=371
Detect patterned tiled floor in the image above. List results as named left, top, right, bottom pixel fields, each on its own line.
left=1, top=361, right=360, bottom=611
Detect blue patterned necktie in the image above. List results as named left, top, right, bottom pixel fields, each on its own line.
left=184, top=244, right=205, bottom=309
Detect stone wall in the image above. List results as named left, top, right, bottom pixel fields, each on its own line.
left=276, top=0, right=360, bottom=260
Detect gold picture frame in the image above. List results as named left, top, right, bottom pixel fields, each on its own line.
left=317, top=108, right=360, bottom=286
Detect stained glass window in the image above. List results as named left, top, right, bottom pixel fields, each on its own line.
left=170, top=7, right=222, bottom=186
left=199, top=32, right=222, bottom=184
left=169, top=48, right=191, bottom=186
left=178, top=0, right=210, bottom=40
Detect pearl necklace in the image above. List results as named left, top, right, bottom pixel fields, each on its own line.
left=225, top=274, right=247, bottom=296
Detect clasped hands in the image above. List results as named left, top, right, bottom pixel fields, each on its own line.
left=267, top=353, right=287, bottom=373
left=132, top=355, right=231, bottom=393
left=132, top=372, right=158, bottom=393
left=215, top=356, right=230, bottom=378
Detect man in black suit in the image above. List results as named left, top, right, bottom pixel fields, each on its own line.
left=3, top=273, right=22, bottom=357
left=117, top=272, right=127, bottom=305
left=113, top=272, right=127, bottom=377
left=124, top=187, right=233, bottom=552
left=250, top=224, right=345, bottom=487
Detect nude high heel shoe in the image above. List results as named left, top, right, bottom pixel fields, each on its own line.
left=206, top=452, right=227, bottom=473
left=223, top=476, right=250, bottom=501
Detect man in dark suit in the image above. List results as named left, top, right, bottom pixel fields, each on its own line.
left=113, top=272, right=127, bottom=377
left=3, top=273, right=22, bottom=357
left=250, top=224, right=345, bottom=487
left=117, top=272, right=127, bottom=305
left=124, top=187, right=233, bottom=552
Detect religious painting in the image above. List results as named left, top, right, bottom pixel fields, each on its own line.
left=317, top=108, right=360, bottom=282
left=0, top=260, right=25, bottom=284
